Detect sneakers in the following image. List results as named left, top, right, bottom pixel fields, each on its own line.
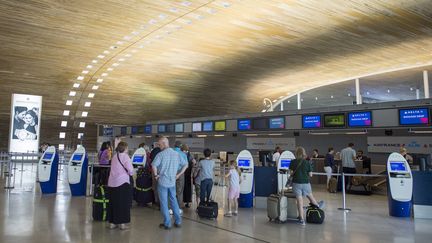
left=119, top=224, right=129, bottom=230
left=108, top=223, right=117, bottom=229
left=318, top=200, right=325, bottom=209
left=169, top=209, right=183, bottom=215
left=297, top=219, right=306, bottom=226
left=233, top=211, right=238, bottom=216
left=174, top=223, right=181, bottom=228
left=224, top=212, right=232, bottom=217
left=159, top=224, right=170, bottom=230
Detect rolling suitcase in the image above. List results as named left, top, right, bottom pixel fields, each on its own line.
left=134, top=167, right=154, bottom=205
left=197, top=201, right=219, bottom=219
left=267, top=194, right=288, bottom=223
left=283, top=191, right=298, bottom=219
left=93, top=185, right=109, bottom=221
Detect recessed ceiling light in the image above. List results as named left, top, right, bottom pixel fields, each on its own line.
left=119, top=58, right=125, bottom=62
left=58, top=144, right=65, bottom=150
left=92, top=85, right=99, bottom=90
left=138, top=45, right=144, bottom=49
left=86, top=65, right=93, bottom=69
left=107, top=68, right=113, bottom=72
left=272, top=99, right=277, bottom=102
left=196, top=15, right=204, bottom=20
left=181, top=1, right=192, bottom=6
left=116, top=41, right=124, bottom=45
left=185, top=19, right=192, bottom=24
left=101, top=73, right=108, bottom=77
left=279, top=96, right=284, bottom=99
left=131, top=49, right=138, bottom=53
left=66, top=100, right=73, bottom=106
left=366, top=91, right=370, bottom=95
left=73, top=83, right=80, bottom=88
left=84, top=102, right=91, bottom=107
left=61, top=121, right=67, bottom=127
left=77, top=133, right=84, bottom=139
left=315, top=97, right=318, bottom=100
left=77, top=76, right=84, bottom=80
left=63, top=110, right=70, bottom=116
left=159, top=14, right=167, bottom=19
left=261, top=109, right=266, bottom=112
left=79, top=122, right=86, bottom=128
left=410, top=87, right=414, bottom=91
left=348, top=93, right=351, bottom=97
left=96, top=78, right=103, bottom=83
left=82, top=70, right=89, bottom=74
left=221, top=2, right=231, bottom=8
left=301, top=99, right=304, bottom=102
left=103, top=50, right=110, bottom=54
left=109, top=46, right=116, bottom=49
left=165, top=30, right=172, bottom=34
left=140, top=25, right=147, bottom=29
left=155, top=35, right=162, bottom=39
left=81, top=111, right=88, bottom=117
left=97, top=55, right=105, bottom=59
left=145, top=40, right=152, bottom=44
left=131, top=31, right=139, bottom=35
left=88, top=93, right=95, bottom=98
left=387, top=89, right=391, bottom=93
left=123, top=36, right=132, bottom=40
left=59, top=132, right=66, bottom=139
left=112, top=63, right=119, bottom=67
left=207, top=8, right=217, bottom=14
left=69, top=91, right=76, bottom=96
left=287, top=100, right=290, bottom=103
left=331, top=95, right=334, bottom=99
left=92, top=60, right=98, bottom=64
left=124, top=53, right=131, bottom=57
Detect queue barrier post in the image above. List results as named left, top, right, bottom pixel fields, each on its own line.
left=337, top=172, right=351, bottom=212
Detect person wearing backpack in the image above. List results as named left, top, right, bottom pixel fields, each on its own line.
left=289, top=146, right=324, bottom=226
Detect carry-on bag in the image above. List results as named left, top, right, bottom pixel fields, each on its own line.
left=93, top=185, right=109, bottom=221
left=306, top=205, right=325, bottom=224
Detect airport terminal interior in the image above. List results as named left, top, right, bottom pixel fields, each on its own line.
left=1, top=1, right=432, bottom=242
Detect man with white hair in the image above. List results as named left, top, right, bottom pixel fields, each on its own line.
left=152, top=137, right=188, bottom=230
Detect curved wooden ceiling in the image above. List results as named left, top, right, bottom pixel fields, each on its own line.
left=1, top=0, right=432, bottom=148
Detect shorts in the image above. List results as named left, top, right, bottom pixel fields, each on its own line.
left=292, top=183, right=312, bottom=197
left=228, top=187, right=240, bottom=200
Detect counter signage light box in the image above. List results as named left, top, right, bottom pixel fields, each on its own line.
left=238, top=119, right=251, bottom=131
left=175, top=123, right=184, bottom=133
left=269, top=117, right=285, bottom=129
left=131, top=126, right=138, bottom=134
left=399, top=108, right=429, bottom=125
left=144, top=125, right=152, bottom=134
left=302, top=115, right=321, bottom=128
left=203, top=121, right=214, bottom=132
left=252, top=118, right=268, bottom=130
left=214, top=121, right=226, bottom=131
left=158, top=124, right=166, bottom=133
left=323, top=113, right=345, bottom=127
left=348, top=111, right=372, bottom=127
left=192, top=122, right=202, bottom=132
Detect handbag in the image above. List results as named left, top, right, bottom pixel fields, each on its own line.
left=117, top=153, right=134, bottom=187
left=286, top=159, right=304, bottom=188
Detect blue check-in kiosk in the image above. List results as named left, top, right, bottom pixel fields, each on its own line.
left=237, top=150, right=254, bottom=208
left=38, top=146, right=59, bottom=194
left=68, top=146, right=88, bottom=196
left=387, top=152, right=413, bottom=217
left=277, top=151, right=295, bottom=192
left=131, top=148, right=147, bottom=166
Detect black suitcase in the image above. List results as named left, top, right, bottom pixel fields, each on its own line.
left=93, top=185, right=109, bottom=221
left=306, top=206, right=325, bottom=224
left=197, top=201, right=218, bottom=219
left=134, top=167, right=154, bottom=205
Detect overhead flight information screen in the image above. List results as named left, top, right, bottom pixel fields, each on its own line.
left=269, top=117, right=285, bottom=129
left=238, top=119, right=251, bottom=131
left=214, top=121, right=226, bottom=131
left=203, top=121, right=214, bottom=132
left=399, top=108, right=429, bottom=125
left=324, top=113, right=345, bottom=128
left=348, top=111, right=372, bottom=127
left=192, top=122, right=202, bottom=132
left=303, top=115, right=321, bottom=128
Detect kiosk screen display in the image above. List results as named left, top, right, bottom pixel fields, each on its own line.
left=192, top=122, right=202, bottom=132
left=303, top=115, right=321, bottom=128
left=145, top=125, right=152, bottom=134
left=269, top=117, right=285, bottom=129
left=253, top=118, right=268, bottom=130
left=72, top=154, right=83, bottom=161
left=133, top=155, right=145, bottom=163
left=131, top=126, right=138, bottom=134
left=203, top=121, right=213, bottom=132
left=215, top=121, right=226, bottom=131
left=390, top=162, right=407, bottom=171
left=348, top=111, right=372, bottom=127
left=166, top=124, right=175, bottom=133
left=280, top=159, right=291, bottom=169
left=238, top=119, right=251, bottom=131
left=399, top=108, right=429, bottom=125
left=238, top=159, right=250, bottom=167
left=43, top=152, right=53, bottom=160
left=324, top=114, right=345, bottom=127
left=121, top=127, right=127, bottom=135
left=158, top=124, right=166, bottom=133
left=175, top=123, right=184, bottom=133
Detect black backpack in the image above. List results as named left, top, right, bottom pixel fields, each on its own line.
left=306, top=206, right=325, bottom=224
left=93, top=185, right=109, bottom=221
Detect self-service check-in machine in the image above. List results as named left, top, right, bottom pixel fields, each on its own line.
left=68, top=146, right=88, bottom=196
left=387, top=152, right=413, bottom=217
left=277, top=151, right=295, bottom=192
left=38, top=146, right=59, bottom=194
left=131, top=148, right=147, bottom=166
left=237, top=150, right=254, bottom=208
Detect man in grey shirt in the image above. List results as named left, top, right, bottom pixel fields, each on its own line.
left=199, top=148, right=215, bottom=203
left=340, top=142, right=357, bottom=188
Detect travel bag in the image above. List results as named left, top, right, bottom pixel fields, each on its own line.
left=197, top=201, right=219, bottom=219
left=134, top=166, right=154, bottom=205
left=306, top=205, right=325, bottom=224
left=267, top=194, right=288, bottom=223
left=328, top=177, right=337, bottom=193
left=92, top=185, right=109, bottom=221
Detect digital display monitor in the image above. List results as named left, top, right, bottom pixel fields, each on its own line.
left=72, top=154, right=83, bottom=161
left=399, top=108, right=429, bottom=125
left=192, top=122, right=202, bottom=132
left=145, top=125, right=152, bottom=134
left=280, top=159, right=291, bottom=169
left=324, top=113, right=345, bottom=127
left=252, top=118, right=268, bottom=130
left=238, top=159, right=250, bottom=167
left=132, top=155, right=145, bottom=163
left=203, top=121, right=213, bottom=132
left=120, top=127, right=127, bottom=135
left=214, top=121, right=226, bottom=131
left=269, top=117, right=285, bottom=129
left=158, top=124, right=166, bottom=133
left=166, top=124, right=175, bottom=133
left=238, top=119, right=251, bottom=131
left=303, top=115, right=321, bottom=128
left=42, top=152, right=54, bottom=160
left=131, top=126, right=138, bottom=134
left=348, top=111, right=372, bottom=127
left=175, top=123, right=184, bottom=133
left=390, top=162, right=407, bottom=172
left=138, top=126, right=145, bottom=134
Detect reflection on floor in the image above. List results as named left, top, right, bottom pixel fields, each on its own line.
left=0, top=164, right=430, bottom=243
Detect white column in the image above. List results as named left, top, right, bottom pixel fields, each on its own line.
left=416, top=89, right=420, bottom=100
left=355, top=78, right=362, bottom=104
left=297, top=93, right=301, bottom=110
left=423, top=70, right=430, bottom=98
left=280, top=101, right=284, bottom=111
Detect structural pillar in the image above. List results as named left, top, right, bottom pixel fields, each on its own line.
left=423, top=70, right=430, bottom=99
left=297, top=93, right=301, bottom=110
left=355, top=78, right=362, bottom=105
left=280, top=101, right=284, bottom=111
left=416, top=89, right=420, bottom=100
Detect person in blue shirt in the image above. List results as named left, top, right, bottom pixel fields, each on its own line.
left=152, top=137, right=188, bottom=230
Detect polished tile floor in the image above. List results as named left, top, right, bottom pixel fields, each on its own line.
left=0, top=164, right=430, bottom=243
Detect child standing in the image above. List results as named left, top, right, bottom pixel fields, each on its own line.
left=224, top=160, right=241, bottom=217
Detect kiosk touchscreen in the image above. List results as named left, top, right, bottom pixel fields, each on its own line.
left=237, top=150, right=254, bottom=208
left=68, top=146, right=88, bottom=196
left=131, top=148, right=147, bottom=166
left=38, top=146, right=59, bottom=194
left=277, top=151, right=295, bottom=192
left=387, top=152, right=413, bottom=217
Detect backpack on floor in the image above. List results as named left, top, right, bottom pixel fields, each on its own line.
left=306, top=206, right=325, bottom=224
left=93, top=185, right=109, bottom=221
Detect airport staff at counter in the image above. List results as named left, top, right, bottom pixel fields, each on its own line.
left=340, top=143, right=357, bottom=187
left=272, top=147, right=282, bottom=166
